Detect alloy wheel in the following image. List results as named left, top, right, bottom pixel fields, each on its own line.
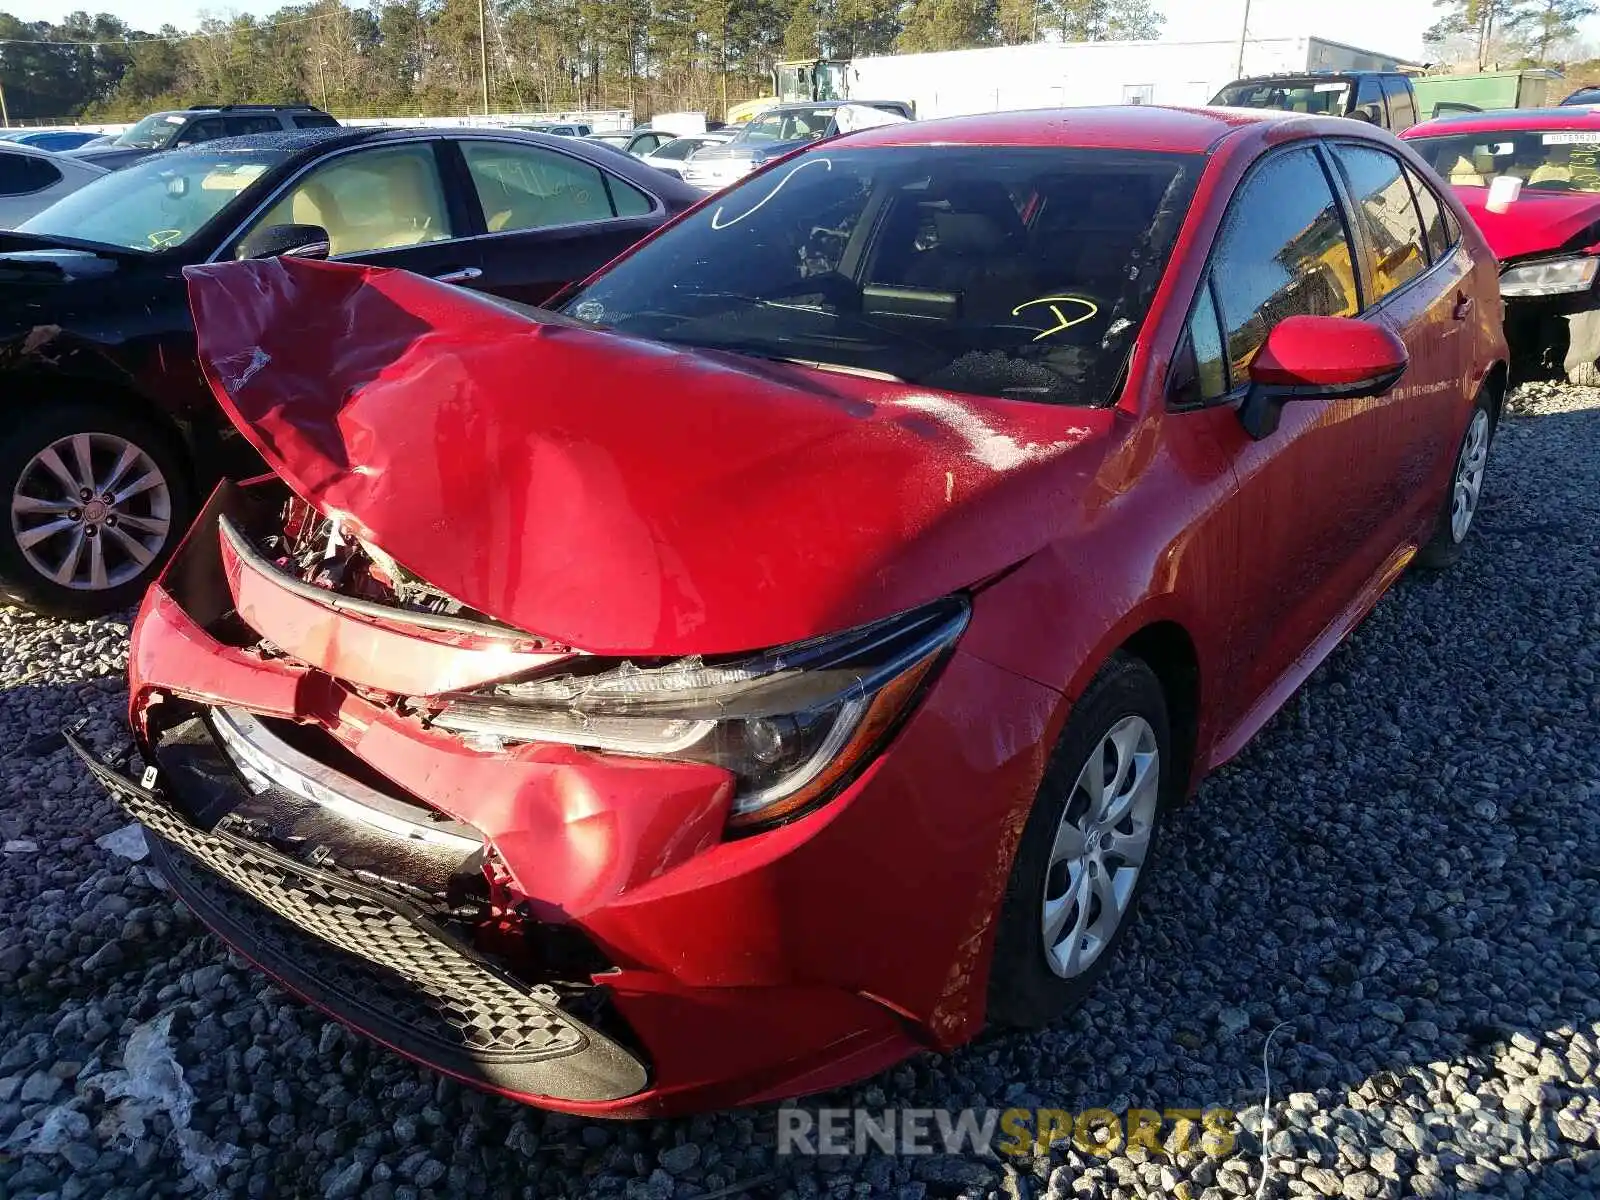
left=1040, top=714, right=1160, bottom=979
left=1450, top=409, right=1490, bottom=544
left=10, top=432, right=172, bottom=591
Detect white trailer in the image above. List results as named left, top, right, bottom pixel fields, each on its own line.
left=846, top=36, right=1408, bottom=120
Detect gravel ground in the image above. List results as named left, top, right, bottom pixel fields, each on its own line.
left=0, top=382, right=1596, bottom=1200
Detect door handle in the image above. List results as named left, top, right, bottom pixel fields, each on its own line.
left=1452, top=290, right=1474, bottom=320
left=432, top=267, right=483, bottom=284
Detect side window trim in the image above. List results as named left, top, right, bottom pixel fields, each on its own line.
left=1311, top=141, right=1371, bottom=311
left=1402, top=161, right=1459, bottom=262
left=1324, top=139, right=1446, bottom=310
left=1399, top=166, right=1439, bottom=266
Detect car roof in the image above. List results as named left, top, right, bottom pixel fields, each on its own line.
left=1403, top=106, right=1600, bottom=138
left=164, top=126, right=368, bottom=156
left=1225, top=70, right=1396, bottom=82
left=760, top=100, right=903, bottom=111
left=0, top=139, right=67, bottom=160
left=839, top=105, right=1307, bottom=154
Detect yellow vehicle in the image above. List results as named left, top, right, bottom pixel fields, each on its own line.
left=727, top=59, right=851, bottom=124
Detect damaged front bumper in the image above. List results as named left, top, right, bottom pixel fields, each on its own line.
left=78, top=478, right=1060, bottom=1116
left=67, top=722, right=648, bottom=1105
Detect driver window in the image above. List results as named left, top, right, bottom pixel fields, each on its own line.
left=1209, top=146, right=1360, bottom=380
left=247, top=145, right=452, bottom=257
left=1352, top=77, right=1387, bottom=125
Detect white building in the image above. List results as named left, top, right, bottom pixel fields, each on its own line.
left=847, top=36, right=1410, bottom=119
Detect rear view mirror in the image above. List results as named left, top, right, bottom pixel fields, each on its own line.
left=1240, top=315, right=1407, bottom=440
left=237, top=223, right=332, bottom=262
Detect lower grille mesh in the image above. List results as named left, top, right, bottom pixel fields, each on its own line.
left=68, top=730, right=648, bottom=1102
left=154, top=837, right=580, bottom=1059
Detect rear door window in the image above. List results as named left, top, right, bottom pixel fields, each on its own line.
left=1208, top=145, right=1361, bottom=379
left=461, top=140, right=617, bottom=230
left=1332, top=143, right=1430, bottom=300
left=294, top=113, right=340, bottom=129
left=225, top=115, right=282, bottom=136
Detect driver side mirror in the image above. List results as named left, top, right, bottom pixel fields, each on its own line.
left=1239, top=315, right=1408, bottom=440
left=237, top=223, right=332, bottom=262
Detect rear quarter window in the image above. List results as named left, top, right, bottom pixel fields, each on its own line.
left=0, top=153, right=63, bottom=196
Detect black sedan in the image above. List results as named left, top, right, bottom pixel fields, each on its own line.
left=0, top=126, right=698, bottom=617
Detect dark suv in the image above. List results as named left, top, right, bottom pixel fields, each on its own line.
left=64, top=104, right=339, bottom=170
left=1211, top=71, right=1419, bottom=132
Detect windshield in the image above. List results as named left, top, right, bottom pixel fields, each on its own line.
left=1214, top=78, right=1351, bottom=115
left=738, top=108, right=837, bottom=144
left=561, top=146, right=1202, bottom=406
left=113, top=112, right=187, bottom=149
left=20, top=148, right=285, bottom=251
left=1408, top=129, right=1600, bottom=193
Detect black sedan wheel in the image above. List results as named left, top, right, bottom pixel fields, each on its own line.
left=0, top=403, right=191, bottom=617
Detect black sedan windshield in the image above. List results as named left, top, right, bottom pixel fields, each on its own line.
left=21, top=149, right=285, bottom=252
left=1213, top=78, right=1351, bottom=115
left=113, top=112, right=187, bottom=149
left=561, top=145, right=1201, bottom=406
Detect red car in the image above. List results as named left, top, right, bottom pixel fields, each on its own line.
left=74, top=107, right=1506, bottom=1117
left=1403, top=107, right=1600, bottom=382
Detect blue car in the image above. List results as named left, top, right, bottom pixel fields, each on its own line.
left=0, top=129, right=102, bottom=152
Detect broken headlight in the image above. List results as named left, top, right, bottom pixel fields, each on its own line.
left=432, top=597, right=970, bottom=829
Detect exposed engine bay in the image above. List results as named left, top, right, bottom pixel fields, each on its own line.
left=269, top=494, right=485, bottom=620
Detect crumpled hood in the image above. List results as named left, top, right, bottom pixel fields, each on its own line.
left=184, top=257, right=1111, bottom=657
left=1453, top=186, right=1600, bottom=262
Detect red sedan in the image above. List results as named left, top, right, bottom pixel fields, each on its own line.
left=1403, top=107, right=1600, bottom=382
left=74, top=106, right=1506, bottom=1117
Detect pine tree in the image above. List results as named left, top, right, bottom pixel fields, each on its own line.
left=1507, top=0, right=1597, bottom=61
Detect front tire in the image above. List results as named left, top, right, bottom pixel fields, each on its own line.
left=0, top=402, right=192, bottom=618
left=986, top=654, right=1171, bottom=1030
left=1415, top=388, right=1493, bottom=572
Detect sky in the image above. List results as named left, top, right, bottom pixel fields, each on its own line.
left=2, top=0, right=1599, bottom=63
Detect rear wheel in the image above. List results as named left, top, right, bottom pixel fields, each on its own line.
left=986, top=654, right=1170, bottom=1029
left=0, top=403, right=191, bottom=618
left=1415, top=389, right=1493, bottom=572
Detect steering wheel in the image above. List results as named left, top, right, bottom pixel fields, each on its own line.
left=768, top=270, right=858, bottom=306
